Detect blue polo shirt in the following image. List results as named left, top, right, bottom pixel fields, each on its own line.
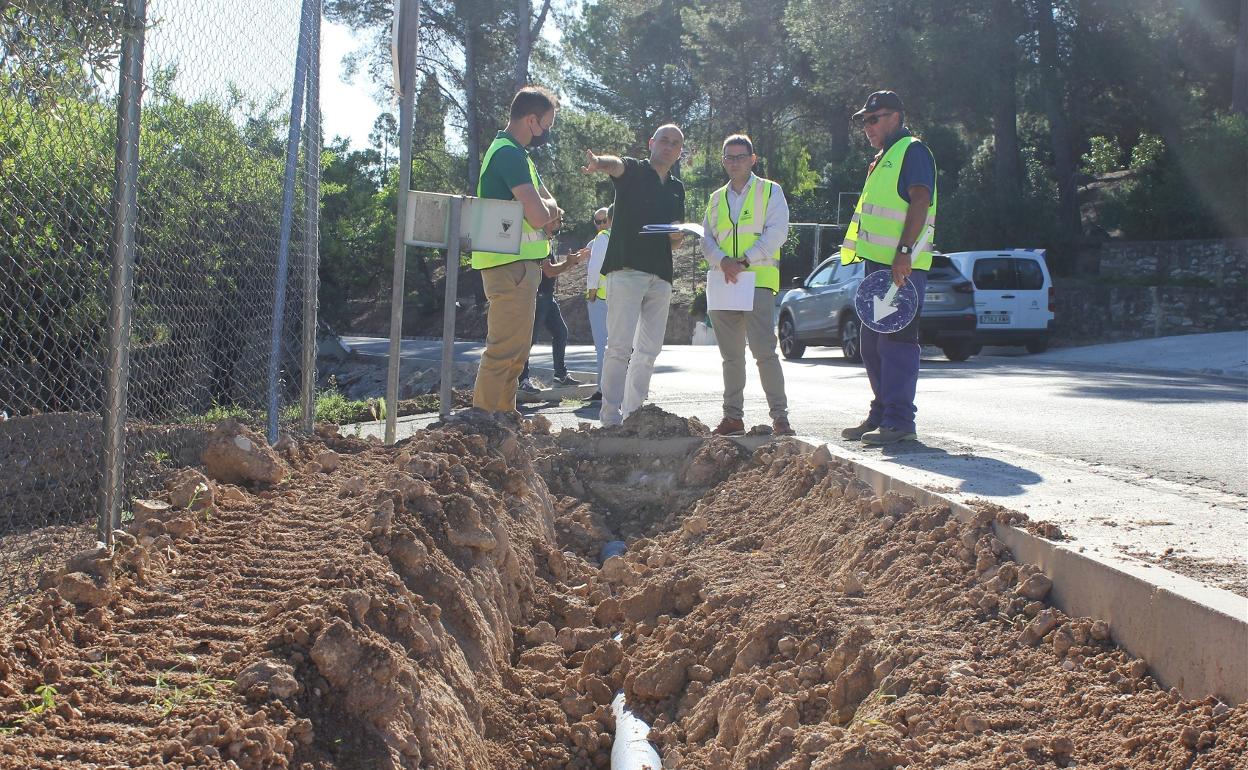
left=881, top=128, right=936, bottom=204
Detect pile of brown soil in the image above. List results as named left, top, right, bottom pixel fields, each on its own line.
left=0, top=415, right=586, bottom=768
left=0, top=414, right=1243, bottom=770
left=601, top=440, right=1246, bottom=769
left=598, top=404, right=711, bottom=439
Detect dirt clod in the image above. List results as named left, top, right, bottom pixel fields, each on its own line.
left=132, top=497, right=172, bottom=523
left=200, top=419, right=287, bottom=485
left=54, top=571, right=111, bottom=608
left=167, top=468, right=213, bottom=510
left=1017, top=571, right=1054, bottom=600
left=235, top=659, right=301, bottom=700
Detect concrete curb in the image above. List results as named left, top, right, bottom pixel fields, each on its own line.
left=576, top=434, right=1247, bottom=704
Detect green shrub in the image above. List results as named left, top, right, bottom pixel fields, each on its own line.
left=1081, top=136, right=1123, bottom=174
left=313, top=390, right=372, bottom=425
left=1130, top=134, right=1164, bottom=170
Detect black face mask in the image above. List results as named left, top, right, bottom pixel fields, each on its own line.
left=527, top=126, right=552, bottom=149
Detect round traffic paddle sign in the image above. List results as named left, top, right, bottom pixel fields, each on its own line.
left=854, top=268, right=919, bottom=334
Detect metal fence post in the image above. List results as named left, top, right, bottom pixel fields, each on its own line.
left=386, top=0, right=420, bottom=445
left=811, top=225, right=820, bottom=272
left=267, top=0, right=316, bottom=444
left=301, top=0, right=322, bottom=433
left=98, top=0, right=148, bottom=548
left=439, top=197, right=462, bottom=417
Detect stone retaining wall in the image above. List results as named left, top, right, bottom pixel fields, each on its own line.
left=1053, top=284, right=1248, bottom=344
left=1083, top=238, right=1248, bottom=285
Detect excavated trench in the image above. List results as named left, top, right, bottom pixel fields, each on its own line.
left=0, top=407, right=1244, bottom=770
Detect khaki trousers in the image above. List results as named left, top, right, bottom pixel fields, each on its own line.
left=472, top=260, right=542, bottom=412
left=709, top=287, right=788, bottom=421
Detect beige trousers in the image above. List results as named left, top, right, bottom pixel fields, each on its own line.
left=709, top=287, right=789, bottom=421
left=472, top=260, right=542, bottom=412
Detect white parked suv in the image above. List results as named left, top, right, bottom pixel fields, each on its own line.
left=946, top=249, right=1055, bottom=353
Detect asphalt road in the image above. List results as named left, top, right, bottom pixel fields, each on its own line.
left=341, top=335, right=1248, bottom=595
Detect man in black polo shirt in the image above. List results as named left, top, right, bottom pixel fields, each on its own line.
left=582, top=124, right=686, bottom=426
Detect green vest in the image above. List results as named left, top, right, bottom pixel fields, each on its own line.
left=706, top=176, right=781, bottom=292
left=840, top=136, right=937, bottom=270
left=594, top=229, right=609, bottom=300
left=471, top=135, right=551, bottom=270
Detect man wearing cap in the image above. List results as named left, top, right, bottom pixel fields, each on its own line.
left=840, top=90, right=938, bottom=445
left=701, top=133, right=794, bottom=437
left=470, top=86, right=563, bottom=415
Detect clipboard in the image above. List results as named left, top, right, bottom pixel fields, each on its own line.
left=640, top=223, right=704, bottom=238
left=706, top=269, right=756, bottom=311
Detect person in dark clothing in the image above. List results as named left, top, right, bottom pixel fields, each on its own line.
left=519, top=248, right=585, bottom=391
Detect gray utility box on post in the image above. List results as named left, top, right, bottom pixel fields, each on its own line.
left=405, top=191, right=524, bottom=253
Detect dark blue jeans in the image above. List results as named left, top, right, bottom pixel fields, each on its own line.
left=521, top=292, right=568, bottom=381
left=860, top=260, right=927, bottom=433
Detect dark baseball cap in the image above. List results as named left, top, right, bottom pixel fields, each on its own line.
left=853, top=90, right=904, bottom=119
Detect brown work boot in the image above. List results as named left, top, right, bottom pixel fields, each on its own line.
left=841, top=419, right=878, bottom=440
left=861, top=426, right=918, bottom=445
left=773, top=417, right=795, bottom=436
left=711, top=417, right=745, bottom=436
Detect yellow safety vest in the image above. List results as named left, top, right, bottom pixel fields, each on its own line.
left=706, top=176, right=781, bottom=292
left=840, top=136, right=937, bottom=270
left=593, top=229, right=609, bottom=300
left=471, top=135, right=551, bottom=270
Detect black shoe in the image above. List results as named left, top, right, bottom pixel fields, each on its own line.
left=518, top=378, right=541, bottom=393
left=588, top=391, right=602, bottom=401
left=553, top=374, right=580, bottom=386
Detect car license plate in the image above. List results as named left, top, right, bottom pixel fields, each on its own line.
left=924, top=292, right=947, bottom=303
left=979, top=312, right=1010, bottom=325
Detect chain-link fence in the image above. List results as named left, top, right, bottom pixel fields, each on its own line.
left=1, top=0, right=321, bottom=602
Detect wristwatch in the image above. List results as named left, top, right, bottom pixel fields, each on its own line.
left=897, top=244, right=913, bottom=256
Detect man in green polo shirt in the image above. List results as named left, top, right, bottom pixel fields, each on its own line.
left=470, top=86, right=563, bottom=414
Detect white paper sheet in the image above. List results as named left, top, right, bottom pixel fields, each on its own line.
left=706, top=269, right=756, bottom=311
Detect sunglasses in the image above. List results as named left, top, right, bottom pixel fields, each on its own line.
left=593, top=219, right=607, bottom=225
left=863, top=111, right=897, bottom=126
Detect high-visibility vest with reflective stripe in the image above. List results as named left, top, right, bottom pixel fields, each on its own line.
left=593, top=230, right=609, bottom=300
left=471, top=135, right=551, bottom=269
left=840, top=136, right=937, bottom=270
left=706, top=176, right=781, bottom=292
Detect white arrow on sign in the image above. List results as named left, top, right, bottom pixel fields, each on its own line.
left=872, top=281, right=901, bottom=322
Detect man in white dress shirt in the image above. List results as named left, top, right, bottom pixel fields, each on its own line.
left=701, top=134, right=793, bottom=436
left=584, top=205, right=612, bottom=401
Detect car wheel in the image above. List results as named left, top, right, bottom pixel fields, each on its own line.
left=779, top=315, right=805, bottom=360
left=942, top=342, right=974, bottom=362
left=1025, top=338, right=1050, bottom=354
left=840, top=315, right=862, bottom=363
